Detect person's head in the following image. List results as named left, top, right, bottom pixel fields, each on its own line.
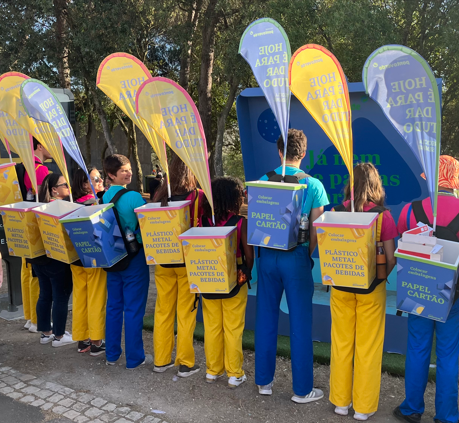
left=39, top=173, right=69, bottom=203
left=71, top=167, right=103, bottom=200
left=344, top=163, right=385, bottom=212
left=33, top=137, right=52, bottom=161
left=104, top=154, right=132, bottom=186
left=89, top=167, right=104, bottom=193
left=202, top=177, right=245, bottom=224
left=277, top=129, right=307, bottom=164
left=421, top=155, right=459, bottom=192
left=153, top=154, right=197, bottom=205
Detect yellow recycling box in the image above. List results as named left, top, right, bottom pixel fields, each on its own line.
left=34, top=201, right=84, bottom=264
left=0, top=201, right=44, bottom=258
left=0, top=162, right=22, bottom=206
left=179, top=227, right=237, bottom=294
left=313, top=211, right=379, bottom=289
left=135, top=200, right=191, bottom=265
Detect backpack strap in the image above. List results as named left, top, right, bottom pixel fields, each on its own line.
left=193, top=189, right=199, bottom=227
left=446, top=213, right=459, bottom=237
left=109, top=188, right=131, bottom=205
left=406, top=204, right=413, bottom=230
left=367, top=206, right=387, bottom=243
left=265, top=171, right=309, bottom=183
left=333, top=204, right=347, bottom=212
left=224, top=215, right=243, bottom=227
left=265, top=170, right=277, bottom=179
left=412, top=200, right=431, bottom=226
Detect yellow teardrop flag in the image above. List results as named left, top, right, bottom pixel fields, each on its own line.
left=0, top=72, right=70, bottom=188
left=0, top=110, right=37, bottom=193
left=135, top=77, right=213, bottom=213
left=96, top=53, right=168, bottom=172
left=289, top=45, right=354, bottom=202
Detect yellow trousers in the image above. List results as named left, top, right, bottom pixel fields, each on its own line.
left=21, top=258, right=39, bottom=324
left=71, top=265, right=107, bottom=341
left=330, top=282, right=386, bottom=414
left=202, top=284, right=248, bottom=378
left=153, top=266, right=197, bottom=367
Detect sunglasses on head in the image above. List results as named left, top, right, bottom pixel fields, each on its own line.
left=56, top=183, right=69, bottom=189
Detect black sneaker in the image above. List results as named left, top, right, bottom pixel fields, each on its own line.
left=78, top=340, right=91, bottom=353
left=392, top=406, right=422, bottom=423
left=177, top=364, right=200, bottom=378
left=89, top=341, right=106, bottom=356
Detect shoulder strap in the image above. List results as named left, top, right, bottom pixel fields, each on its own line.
left=109, top=188, right=131, bottom=205
left=265, top=170, right=277, bottom=179
left=446, top=213, right=459, bottom=236
left=367, top=205, right=387, bottom=214
left=193, top=189, right=199, bottom=228
left=265, top=171, right=309, bottom=184
left=406, top=204, right=413, bottom=230
left=201, top=216, right=211, bottom=227
left=412, top=200, right=431, bottom=226
left=224, top=215, right=243, bottom=227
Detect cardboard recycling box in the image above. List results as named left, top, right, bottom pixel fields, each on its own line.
left=135, top=201, right=191, bottom=265
left=179, top=227, right=237, bottom=294
left=0, top=162, right=22, bottom=206
left=246, top=180, right=306, bottom=250
left=34, top=201, right=84, bottom=264
left=313, top=211, right=379, bottom=289
left=395, top=238, right=459, bottom=322
left=0, top=201, right=44, bottom=258
left=60, top=204, right=128, bottom=268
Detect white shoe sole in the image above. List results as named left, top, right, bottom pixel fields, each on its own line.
left=28, top=326, right=38, bottom=333
left=354, top=412, right=375, bottom=421
left=153, top=363, right=175, bottom=373
left=40, top=337, right=54, bottom=345
left=206, top=374, right=224, bottom=383
left=177, top=368, right=200, bottom=378
left=258, top=388, right=272, bottom=395
left=291, top=393, right=324, bottom=404
left=228, top=376, right=247, bottom=388
left=52, top=340, right=77, bottom=348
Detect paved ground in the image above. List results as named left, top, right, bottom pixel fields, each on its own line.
left=0, top=270, right=440, bottom=423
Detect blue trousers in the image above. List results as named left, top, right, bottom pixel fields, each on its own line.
left=400, top=299, right=459, bottom=423
left=34, top=261, right=72, bottom=337
left=106, top=249, right=150, bottom=369
left=255, top=245, right=314, bottom=396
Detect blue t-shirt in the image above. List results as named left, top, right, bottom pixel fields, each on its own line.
left=103, top=186, right=146, bottom=243
left=260, top=165, right=329, bottom=216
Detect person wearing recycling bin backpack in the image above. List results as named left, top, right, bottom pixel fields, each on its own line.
left=255, top=128, right=329, bottom=403
left=102, top=154, right=151, bottom=370
left=393, top=155, right=459, bottom=423
left=329, top=163, right=397, bottom=422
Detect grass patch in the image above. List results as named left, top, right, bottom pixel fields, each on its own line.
left=143, top=314, right=437, bottom=381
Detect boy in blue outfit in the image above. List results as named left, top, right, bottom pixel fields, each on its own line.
left=103, top=154, right=151, bottom=369
left=255, top=129, right=329, bottom=403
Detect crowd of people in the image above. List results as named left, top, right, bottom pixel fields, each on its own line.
left=14, top=131, right=459, bottom=423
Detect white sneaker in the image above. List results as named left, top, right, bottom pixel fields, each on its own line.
left=52, top=332, right=76, bottom=348
left=24, top=320, right=32, bottom=329
left=354, top=412, right=375, bottom=421
left=335, top=403, right=352, bottom=416
left=206, top=373, right=224, bottom=383
left=228, top=374, right=247, bottom=388
left=291, top=388, right=324, bottom=404
left=127, top=354, right=153, bottom=369
left=40, top=333, right=54, bottom=344
left=28, top=323, right=38, bottom=333
left=153, top=362, right=175, bottom=373
left=258, top=381, right=273, bottom=395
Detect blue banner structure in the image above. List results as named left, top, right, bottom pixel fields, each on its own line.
left=239, top=18, right=291, bottom=174
left=363, top=45, right=441, bottom=220
left=20, top=79, right=96, bottom=196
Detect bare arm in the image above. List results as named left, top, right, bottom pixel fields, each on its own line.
left=241, top=218, right=254, bottom=271
left=383, top=238, right=396, bottom=276
left=309, top=206, right=324, bottom=256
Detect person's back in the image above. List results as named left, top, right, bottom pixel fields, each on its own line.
left=255, top=129, right=329, bottom=403
left=394, top=155, right=459, bottom=423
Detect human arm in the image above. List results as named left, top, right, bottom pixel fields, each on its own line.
left=241, top=218, right=254, bottom=271
left=309, top=206, right=324, bottom=256
left=383, top=238, right=396, bottom=276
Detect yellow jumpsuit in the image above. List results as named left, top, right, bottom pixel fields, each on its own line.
left=70, top=265, right=107, bottom=341
left=329, top=212, right=387, bottom=414
left=21, top=258, right=39, bottom=325
left=202, top=284, right=248, bottom=378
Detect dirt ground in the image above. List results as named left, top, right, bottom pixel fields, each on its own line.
left=0, top=267, right=440, bottom=423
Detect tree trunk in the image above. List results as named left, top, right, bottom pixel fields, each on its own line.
left=85, top=112, right=93, bottom=165
left=130, top=124, right=144, bottom=193
left=54, top=0, right=70, bottom=89
left=198, top=0, right=219, bottom=151
left=101, top=141, right=108, bottom=172
left=179, top=0, right=203, bottom=90
left=91, top=88, right=117, bottom=154
left=213, top=77, right=239, bottom=176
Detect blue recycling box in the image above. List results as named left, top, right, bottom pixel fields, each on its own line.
left=395, top=238, right=459, bottom=322
left=245, top=180, right=306, bottom=250
left=59, top=204, right=127, bottom=268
